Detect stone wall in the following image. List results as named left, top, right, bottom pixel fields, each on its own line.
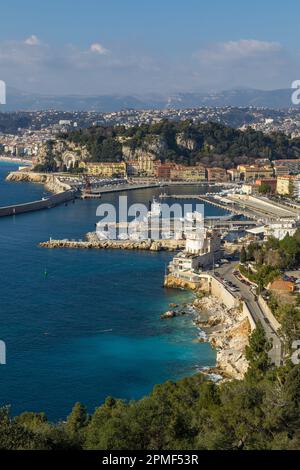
left=258, top=295, right=281, bottom=331
left=0, top=190, right=76, bottom=217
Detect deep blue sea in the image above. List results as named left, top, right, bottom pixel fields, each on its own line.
left=0, top=161, right=226, bottom=420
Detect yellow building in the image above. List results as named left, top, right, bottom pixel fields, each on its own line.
left=276, top=176, right=292, bottom=196
left=82, top=161, right=127, bottom=178
left=277, top=175, right=300, bottom=198
left=170, top=165, right=206, bottom=181
left=238, top=165, right=274, bottom=182
left=137, top=154, right=156, bottom=176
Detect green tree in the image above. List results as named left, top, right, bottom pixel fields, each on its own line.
left=66, top=402, right=89, bottom=442
left=240, top=246, right=247, bottom=264
left=245, top=323, right=273, bottom=380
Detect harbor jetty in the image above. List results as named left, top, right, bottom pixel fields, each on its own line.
left=0, top=172, right=77, bottom=217
left=40, top=232, right=185, bottom=252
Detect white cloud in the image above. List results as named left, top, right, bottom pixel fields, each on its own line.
left=24, top=35, right=41, bottom=46
left=196, top=39, right=282, bottom=63
left=0, top=35, right=297, bottom=95
left=90, top=43, right=109, bottom=55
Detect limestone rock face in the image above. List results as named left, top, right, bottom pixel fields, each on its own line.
left=194, top=296, right=250, bottom=380
left=176, top=133, right=197, bottom=151
left=122, top=135, right=167, bottom=162
left=164, top=275, right=199, bottom=291
left=34, top=140, right=90, bottom=170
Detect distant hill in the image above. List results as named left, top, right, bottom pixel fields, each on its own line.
left=1, top=87, right=299, bottom=112
left=57, top=120, right=300, bottom=170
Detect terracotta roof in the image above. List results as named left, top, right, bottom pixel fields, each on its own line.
left=268, top=279, right=295, bottom=292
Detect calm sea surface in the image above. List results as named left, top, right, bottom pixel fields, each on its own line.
left=0, top=161, right=227, bottom=420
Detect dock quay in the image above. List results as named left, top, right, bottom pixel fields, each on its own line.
left=81, top=183, right=161, bottom=198
left=161, top=193, right=300, bottom=222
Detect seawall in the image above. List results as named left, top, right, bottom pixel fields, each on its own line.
left=0, top=171, right=77, bottom=217
left=0, top=190, right=77, bottom=217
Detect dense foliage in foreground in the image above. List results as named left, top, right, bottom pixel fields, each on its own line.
left=1, top=326, right=300, bottom=450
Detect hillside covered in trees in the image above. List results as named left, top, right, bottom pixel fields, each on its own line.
left=1, top=326, right=300, bottom=450
left=61, top=120, right=300, bottom=168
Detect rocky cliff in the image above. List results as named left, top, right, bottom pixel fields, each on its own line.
left=6, top=172, right=72, bottom=194
left=194, top=296, right=250, bottom=380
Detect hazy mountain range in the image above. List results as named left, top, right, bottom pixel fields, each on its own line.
left=1, top=87, right=298, bottom=112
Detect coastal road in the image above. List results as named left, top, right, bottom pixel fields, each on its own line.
left=213, top=262, right=283, bottom=367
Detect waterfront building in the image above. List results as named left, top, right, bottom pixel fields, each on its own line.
left=241, top=184, right=255, bottom=195
left=255, top=178, right=277, bottom=194
left=274, top=165, right=291, bottom=177
left=137, top=153, right=157, bottom=177
left=264, top=221, right=297, bottom=240
left=82, top=161, right=127, bottom=178
left=276, top=175, right=300, bottom=198
left=126, top=160, right=140, bottom=177
left=167, top=213, right=222, bottom=281
left=227, top=168, right=240, bottom=182
left=206, top=167, right=228, bottom=183
left=247, top=221, right=298, bottom=241
left=157, top=163, right=177, bottom=180
left=276, top=176, right=292, bottom=196
left=273, top=159, right=300, bottom=176
left=169, top=164, right=206, bottom=182
left=237, top=164, right=274, bottom=182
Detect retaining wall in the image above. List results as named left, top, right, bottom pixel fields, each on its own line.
left=258, top=295, right=281, bottom=332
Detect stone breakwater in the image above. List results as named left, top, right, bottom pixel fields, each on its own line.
left=40, top=233, right=185, bottom=252
left=6, top=172, right=72, bottom=194
left=193, top=295, right=250, bottom=380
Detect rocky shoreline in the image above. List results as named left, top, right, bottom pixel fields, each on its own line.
left=6, top=171, right=72, bottom=194
left=161, top=294, right=250, bottom=381
left=193, top=295, right=250, bottom=380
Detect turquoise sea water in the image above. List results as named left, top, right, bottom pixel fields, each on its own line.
left=0, top=162, right=224, bottom=420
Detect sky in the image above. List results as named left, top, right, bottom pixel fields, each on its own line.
left=0, top=0, right=300, bottom=96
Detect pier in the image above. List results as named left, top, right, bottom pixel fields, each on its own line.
left=161, top=193, right=300, bottom=222
left=0, top=190, right=77, bottom=217
left=81, top=183, right=161, bottom=199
